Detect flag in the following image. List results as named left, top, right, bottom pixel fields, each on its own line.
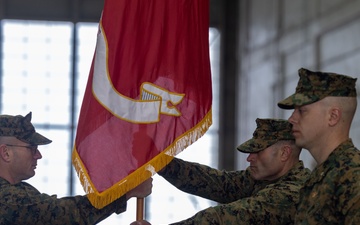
left=72, top=0, right=212, bottom=209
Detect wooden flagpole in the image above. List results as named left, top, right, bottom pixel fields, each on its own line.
left=136, top=198, right=144, bottom=221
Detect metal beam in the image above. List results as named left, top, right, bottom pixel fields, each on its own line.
left=0, top=0, right=221, bottom=27
left=217, top=0, right=239, bottom=170
left=0, top=0, right=104, bottom=22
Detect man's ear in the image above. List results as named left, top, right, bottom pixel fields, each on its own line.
left=280, top=145, right=291, bottom=161
left=0, top=144, right=11, bottom=162
left=329, top=107, right=341, bottom=127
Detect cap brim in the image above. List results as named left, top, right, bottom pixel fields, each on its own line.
left=278, top=93, right=318, bottom=109
left=21, top=132, right=52, bottom=145
left=237, top=138, right=275, bottom=153
left=277, top=94, right=296, bottom=109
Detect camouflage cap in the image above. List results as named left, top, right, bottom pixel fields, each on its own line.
left=0, top=112, right=52, bottom=145
left=237, top=118, right=294, bottom=153
left=278, top=68, right=357, bottom=109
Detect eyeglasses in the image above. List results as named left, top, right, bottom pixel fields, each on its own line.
left=5, top=144, right=38, bottom=155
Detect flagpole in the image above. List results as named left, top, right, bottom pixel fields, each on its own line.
left=136, top=197, right=144, bottom=221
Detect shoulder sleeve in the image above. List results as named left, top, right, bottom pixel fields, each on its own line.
left=168, top=162, right=309, bottom=225
left=0, top=182, right=127, bottom=225
left=338, top=167, right=360, bottom=224
left=169, top=189, right=295, bottom=225
left=158, top=158, right=255, bottom=203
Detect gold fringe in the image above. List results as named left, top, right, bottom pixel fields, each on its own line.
left=72, top=108, right=212, bottom=209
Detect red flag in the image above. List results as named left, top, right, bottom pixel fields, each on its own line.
left=72, top=0, right=212, bottom=209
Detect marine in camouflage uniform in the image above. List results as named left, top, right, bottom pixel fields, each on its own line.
left=278, top=68, right=360, bottom=224
left=0, top=112, right=151, bottom=225
left=159, top=118, right=310, bottom=224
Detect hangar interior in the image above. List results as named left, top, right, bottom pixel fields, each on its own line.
left=1, top=0, right=360, bottom=224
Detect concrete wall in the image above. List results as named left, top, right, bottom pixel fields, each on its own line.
left=236, top=0, right=360, bottom=170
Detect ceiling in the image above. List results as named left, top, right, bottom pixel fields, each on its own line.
left=0, top=0, right=222, bottom=28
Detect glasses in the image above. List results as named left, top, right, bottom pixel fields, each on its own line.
left=6, top=144, right=38, bottom=155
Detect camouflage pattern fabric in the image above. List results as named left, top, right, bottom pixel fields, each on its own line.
left=278, top=68, right=357, bottom=109
left=0, top=112, right=52, bottom=145
left=0, top=178, right=127, bottom=225
left=237, top=118, right=295, bottom=153
left=295, top=139, right=360, bottom=225
left=159, top=158, right=310, bottom=225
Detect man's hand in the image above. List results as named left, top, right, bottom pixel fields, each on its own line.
left=126, top=177, right=153, bottom=200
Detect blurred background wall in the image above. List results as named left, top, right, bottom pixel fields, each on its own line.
left=235, top=0, right=360, bottom=171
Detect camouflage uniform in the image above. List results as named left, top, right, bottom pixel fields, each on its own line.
left=0, top=112, right=128, bottom=224
left=295, top=139, right=360, bottom=224
left=278, top=68, right=360, bottom=224
left=0, top=177, right=127, bottom=224
left=159, top=119, right=311, bottom=225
